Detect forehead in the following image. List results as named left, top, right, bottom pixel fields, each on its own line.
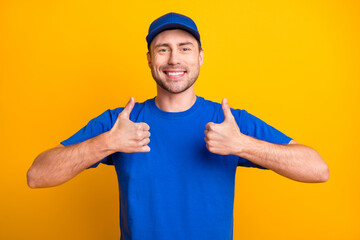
left=150, top=29, right=197, bottom=48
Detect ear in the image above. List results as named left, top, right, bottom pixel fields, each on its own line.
left=147, top=52, right=151, bottom=68
left=199, top=48, right=204, bottom=66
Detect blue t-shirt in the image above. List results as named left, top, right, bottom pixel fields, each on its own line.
left=61, top=96, right=292, bottom=240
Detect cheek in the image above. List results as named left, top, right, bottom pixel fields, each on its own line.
left=153, top=54, right=167, bottom=64
left=186, top=60, right=200, bottom=71
left=187, top=54, right=201, bottom=66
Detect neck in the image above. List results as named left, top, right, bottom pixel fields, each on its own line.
left=155, top=85, right=196, bottom=112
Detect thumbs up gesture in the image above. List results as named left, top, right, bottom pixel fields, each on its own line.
left=204, top=98, right=244, bottom=155
left=108, top=97, right=151, bottom=153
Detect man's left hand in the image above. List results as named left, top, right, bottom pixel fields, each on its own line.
left=204, top=98, right=244, bottom=155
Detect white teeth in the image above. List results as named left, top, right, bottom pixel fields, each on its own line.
left=167, top=72, right=184, bottom=76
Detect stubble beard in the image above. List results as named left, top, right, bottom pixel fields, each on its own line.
left=151, top=66, right=200, bottom=94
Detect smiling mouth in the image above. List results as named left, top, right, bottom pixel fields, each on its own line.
left=163, top=71, right=187, bottom=79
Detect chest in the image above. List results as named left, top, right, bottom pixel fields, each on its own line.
left=112, top=113, right=238, bottom=191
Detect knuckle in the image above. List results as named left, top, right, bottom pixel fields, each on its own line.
left=136, top=131, right=143, bottom=140
left=139, top=122, right=149, bottom=131
left=140, top=138, right=150, bottom=146
left=139, top=145, right=150, bottom=152
left=144, top=131, right=150, bottom=138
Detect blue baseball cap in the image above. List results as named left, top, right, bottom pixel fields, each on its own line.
left=146, top=12, right=201, bottom=50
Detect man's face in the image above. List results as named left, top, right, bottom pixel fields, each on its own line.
left=147, top=29, right=204, bottom=94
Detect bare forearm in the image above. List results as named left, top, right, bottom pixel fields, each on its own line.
left=236, top=136, right=329, bottom=183
left=27, top=131, right=114, bottom=188
left=27, top=98, right=151, bottom=189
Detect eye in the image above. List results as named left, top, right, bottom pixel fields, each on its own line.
left=159, top=48, right=168, bottom=53
left=182, top=47, right=191, bottom=51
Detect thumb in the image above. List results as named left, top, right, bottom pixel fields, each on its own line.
left=119, top=97, right=135, bottom=119
left=222, top=98, right=234, bottom=122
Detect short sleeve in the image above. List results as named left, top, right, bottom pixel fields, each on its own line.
left=60, top=109, right=116, bottom=169
left=235, top=109, right=293, bottom=169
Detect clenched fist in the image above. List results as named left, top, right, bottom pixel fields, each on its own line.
left=204, top=98, right=244, bottom=155
left=108, top=97, right=151, bottom=153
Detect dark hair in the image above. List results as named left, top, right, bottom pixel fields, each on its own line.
left=196, top=40, right=202, bottom=52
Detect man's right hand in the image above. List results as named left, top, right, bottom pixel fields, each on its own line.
left=108, top=97, right=151, bottom=153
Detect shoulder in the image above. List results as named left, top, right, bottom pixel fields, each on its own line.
left=200, top=96, right=245, bottom=123
left=107, top=97, right=153, bottom=123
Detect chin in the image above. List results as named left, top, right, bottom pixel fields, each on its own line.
left=162, top=86, right=188, bottom=94
left=152, top=72, right=198, bottom=94
left=167, top=82, right=196, bottom=94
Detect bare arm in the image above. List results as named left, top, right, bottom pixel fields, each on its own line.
left=205, top=98, right=329, bottom=183
left=27, top=97, right=150, bottom=188
left=234, top=138, right=328, bottom=183
left=27, top=132, right=114, bottom=188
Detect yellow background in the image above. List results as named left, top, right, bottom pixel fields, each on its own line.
left=1, top=0, right=359, bottom=239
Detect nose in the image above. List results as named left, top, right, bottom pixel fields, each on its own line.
left=168, top=50, right=180, bottom=65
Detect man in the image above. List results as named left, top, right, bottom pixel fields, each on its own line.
left=27, top=12, right=329, bottom=240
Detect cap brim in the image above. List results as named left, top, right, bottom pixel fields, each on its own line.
left=146, top=23, right=201, bottom=49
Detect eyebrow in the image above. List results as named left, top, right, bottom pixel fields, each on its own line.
left=154, top=42, right=195, bottom=49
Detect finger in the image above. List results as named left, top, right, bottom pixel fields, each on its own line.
left=142, top=131, right=151, bottom=138
left=138, top=145, right=150, bottom=152
left=206, top=122, right=215, bottom=130
left=119, top=97, right=135, bottom=119
left=206, top=143, right=211, bottom=151
left=204, top=130, right=214, bottom=139
left=139, top=122, right=150, bottom=131
left=139, top=137, right=150, bottom=146
left=222, top=98, right=234, bottom=122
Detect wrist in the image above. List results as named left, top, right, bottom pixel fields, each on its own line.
left=98, top=131, right=116, bottom=155
left=233, top=134, right=252, bottom=157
